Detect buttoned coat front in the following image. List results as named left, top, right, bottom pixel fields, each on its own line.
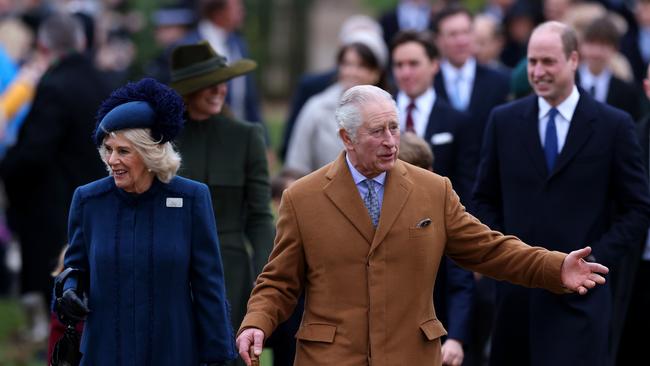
left=240, top=153, right=567, bottom=366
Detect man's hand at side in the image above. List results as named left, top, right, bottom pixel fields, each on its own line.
left=236, top=328, right=265, bottom=366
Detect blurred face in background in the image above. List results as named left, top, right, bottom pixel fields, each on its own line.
left=212, top=0, right=245, bottom=31
left=436, top=12, right=474, bottom=68
left=473, top=16, right=504, bottom=65
left=543, top=0, right=572, bottom=21
left=636, top=1, right=650, bottom=27
left=392, top=41, right=438, bottom=99
left=580, top=41, right=614, bottom=75
left=338, top=44, right=382, bottom=90
left=186, top=83, right=228, bottom=120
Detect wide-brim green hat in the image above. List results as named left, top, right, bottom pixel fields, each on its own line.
left=169, top=40, right=257, bottom=96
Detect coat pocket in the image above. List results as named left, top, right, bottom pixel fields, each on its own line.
left=295, top=323, right=337, bottom=343
left=419, top=318, right=447, bottom=341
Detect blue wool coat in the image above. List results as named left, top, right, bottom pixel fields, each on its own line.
left=63, top=176, right=237, bottom=366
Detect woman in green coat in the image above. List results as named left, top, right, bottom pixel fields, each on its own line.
left=169, top=41, right=274, bottom=341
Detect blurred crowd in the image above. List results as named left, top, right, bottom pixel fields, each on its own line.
left=0, top=0, right=650, bottom=365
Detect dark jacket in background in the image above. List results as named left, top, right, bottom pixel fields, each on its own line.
left=0, top=52, right=111, bottom=298
left=175, top=113, right=275, bottom=335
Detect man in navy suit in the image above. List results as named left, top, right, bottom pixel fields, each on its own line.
left=432, top=4, right=510, bottom=187
left=473, top=21, right=650, bottom=366
left=391, top=30, right=475, bottom=366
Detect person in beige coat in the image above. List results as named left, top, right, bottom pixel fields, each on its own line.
left=236, top=85, right=609, bottom=366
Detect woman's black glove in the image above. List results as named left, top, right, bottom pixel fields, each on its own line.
left=56, top=288, right=90, bottom=324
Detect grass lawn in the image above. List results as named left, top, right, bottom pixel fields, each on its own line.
left=0, top=298, right=45, bottom=366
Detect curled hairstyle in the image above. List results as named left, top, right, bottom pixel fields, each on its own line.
left=335, top=85, right=397, bottom=142
left=98, top=128, right=181, bottom=183
left=37, top=13, right=85, bottom=54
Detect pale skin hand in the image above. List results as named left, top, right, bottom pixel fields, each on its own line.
left=236, top=328, right=265, bottom=366
left=441, top=338, right=464, bottom=366
left=560, top=246, right=609, bottom=295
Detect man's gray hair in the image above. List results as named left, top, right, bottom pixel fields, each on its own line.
left=336, top=85, right=397, bottom=141
left=37, top=13, right=86, bottom=54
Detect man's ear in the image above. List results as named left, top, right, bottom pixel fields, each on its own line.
left=339, top=128, right=353, bottom=150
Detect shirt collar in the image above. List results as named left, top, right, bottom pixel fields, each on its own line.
left=538, top=85, right=580, bottom=121
left=578, top=64, right=611, bottom=86
left=441, top=57, right=476, bottom=83
left=345, top=153, right=387, bottom=186
left=397, top=87, right=436, bottom=112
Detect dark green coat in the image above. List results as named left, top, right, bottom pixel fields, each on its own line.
left=175, top=113, right=274, bottom=331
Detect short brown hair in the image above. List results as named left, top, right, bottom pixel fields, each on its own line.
left=583, top=16, right=620, bottom=48
left=390, top=30, right=438, bottom=60
left=398, top=132, right=433, bottom=170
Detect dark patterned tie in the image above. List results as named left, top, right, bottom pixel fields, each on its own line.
left=405, top=101, right=416, bottom=133
left=363, top=179, right=380, bottom=228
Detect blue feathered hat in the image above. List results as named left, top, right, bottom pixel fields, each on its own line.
left=93, top=78, right=185, bottom=146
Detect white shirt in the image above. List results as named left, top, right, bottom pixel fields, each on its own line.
left=441, top=58, right=476, bottom=110
left=578, top=64, right=611, bottom=103
left=346, top=154, right=386, bottom=211
left=538, top=85, right=580, bottom=153
left=396, top=87, right=436, bottom=137
left=397, top=2, right=432, bottom=31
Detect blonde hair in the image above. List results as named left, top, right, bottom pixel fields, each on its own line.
left=98, top=128, right=181, bottom=183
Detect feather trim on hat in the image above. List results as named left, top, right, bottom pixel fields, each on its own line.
left=94, top=78, right=185, bottom=145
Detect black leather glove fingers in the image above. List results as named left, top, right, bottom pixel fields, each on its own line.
left=58, top=288, right=90, bottom=323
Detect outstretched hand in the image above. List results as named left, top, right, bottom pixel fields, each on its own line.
left=560, top=246, right=609, bottom=295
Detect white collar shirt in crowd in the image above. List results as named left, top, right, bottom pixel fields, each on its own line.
left=397, top=87, right=436, bottom=137
left=578, top=64, right=611, bottom=103
left=441, top=57, right=476, bottom=110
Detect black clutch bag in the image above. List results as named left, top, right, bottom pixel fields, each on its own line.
left=51, top=267, right=86, bottom=366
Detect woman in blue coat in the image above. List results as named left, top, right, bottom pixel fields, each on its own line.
left=55, top=78, right=237, bottom=366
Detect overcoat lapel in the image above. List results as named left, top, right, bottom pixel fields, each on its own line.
left=518, top=97, right=548, bottom=179
left=323, top=153, right=375, bottom=244
left=369, top=160, right=413, bottom=256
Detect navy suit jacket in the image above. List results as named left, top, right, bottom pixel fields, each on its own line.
left=473, top=90, right=650, bottom=365
left=434, top=63, right=510, bottom=183
left=423, top=97, right=475, bottom=206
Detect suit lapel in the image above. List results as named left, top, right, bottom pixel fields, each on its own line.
left=549, top=93, right=595, bottom=179
left=323, top=153, right=375, bottom=244
left=423, top=99, right=444, bottom=143
left=517, top=96, right=548, bottom=179
left=369, top=161, right=413, bottom=256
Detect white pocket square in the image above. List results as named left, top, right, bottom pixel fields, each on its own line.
left=430, top=132, right=453, bottom=145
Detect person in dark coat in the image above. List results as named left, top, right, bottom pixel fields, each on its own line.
left=618, top=62, right=650, bottom=366
left=473, top=21, right=650, bottom=366
left=169, top=41, right=274, bottom=366
left=56, top=78, right=237, bottom=366
left=0, top=13, right=111, bottom=341
left=577, top=16, right=639, bottom=121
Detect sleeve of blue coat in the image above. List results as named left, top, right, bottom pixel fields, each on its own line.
left=62, top=187, right=89, bottom=294
left=190, top=183, right=238, bottom=363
